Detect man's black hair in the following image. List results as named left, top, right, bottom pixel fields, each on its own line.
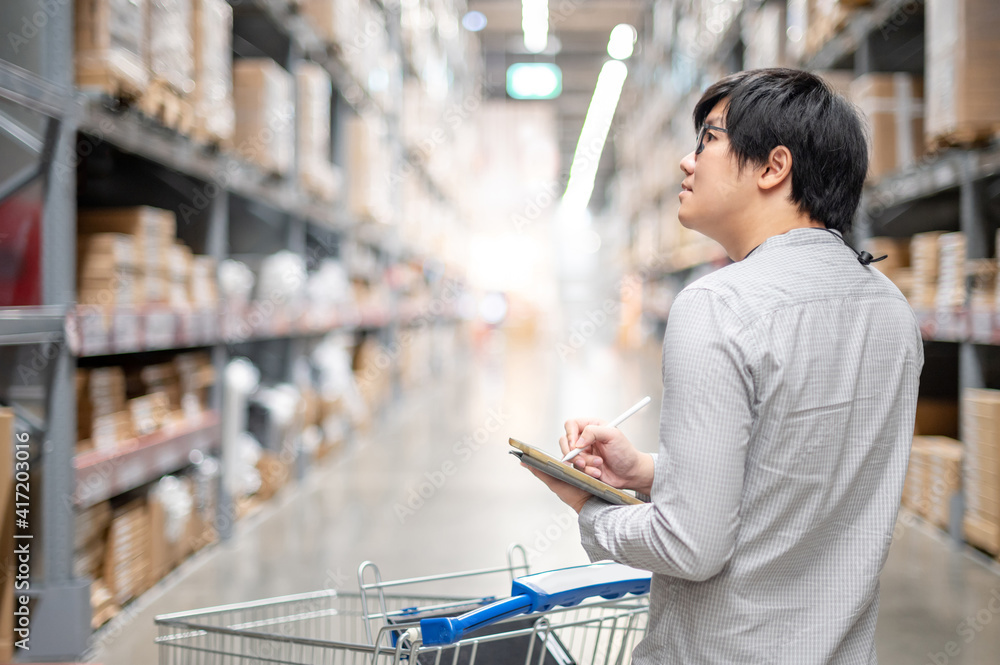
left=693, top=68, right=868, bottom=235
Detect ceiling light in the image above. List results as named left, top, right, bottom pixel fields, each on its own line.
left=562, top=60, right=628, bottom=214
left=461, top=11, right=487, bottom=32
left=506, top=63, right=562, bottom=100
left=607, top=23, right=637, bottom=60
left=522, top=0, right=548, bottom=53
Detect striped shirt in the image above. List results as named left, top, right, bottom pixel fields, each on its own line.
left=578, top=227, right=923, bottom=664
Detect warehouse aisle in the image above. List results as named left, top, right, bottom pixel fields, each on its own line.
left=92, top=331, right=1000, bottom=665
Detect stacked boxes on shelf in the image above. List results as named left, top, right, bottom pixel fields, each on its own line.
left=190, top=0, right=235, bottom=147
left=77, top=233, right=142, bottom=307
left=962, top=389, right=1000, bottom=556
left=804, top=0, right=870, bottom=59
left=74, top=502, right=117, bottom=627
left=850, top=74, right=925, bottom=181
left=77, top=366, right=131, bottom=453
left=296, top=62, right=341, bottom=202
left=905, top=436, right=963, bottom=531
left=147, top=476, right=196, bottom=583
left=75, top=0, right=149, bottom=98
left=968, top=258, right=997, bottom=316
left=910, top=232, right=943, bottom=310
left=925, top=0, right=1000, bottom=150
left=76, top=352, right=214, bottom=454
left=141, top=0, right=196, bottom=132
left=77, top=207, right=220, bottom=315
left=104, top=499, right=150, bottom=606
left=190, top=256, right=219, bottom=308
left=346, top=113, right=392, bottom=223
left=79, top=465, right=217, bottom=628
left=78, top=207, right=176, bottom=307
left=301, top=0, right=358, bottom=49
left=936, top=233, right=967, bottom=310
left=167, top=243, right=194, bottom=309
left=864, top=237, right=912, bottom=298
left=232, top=59, right=295, bottom=176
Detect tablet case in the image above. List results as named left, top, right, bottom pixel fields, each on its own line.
left=509, top=438, right=646, bottom=506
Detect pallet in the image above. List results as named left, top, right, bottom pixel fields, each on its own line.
left=925, top=124, right=1000, bottom=154
left=76, top=54, right=147, bottom=102
left=138, top=80, right=196, bottom=137
left=190, top=123, right=233, bottom=152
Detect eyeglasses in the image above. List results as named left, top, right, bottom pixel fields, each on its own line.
left=696, top=124, right=728, bottom=155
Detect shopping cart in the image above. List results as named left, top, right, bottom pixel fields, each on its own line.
left=155, top=544, right=651, bottom=665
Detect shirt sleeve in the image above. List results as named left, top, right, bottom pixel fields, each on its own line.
left=578, top=287, right=757, bottom=581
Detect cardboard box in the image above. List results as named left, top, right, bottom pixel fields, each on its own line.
left=90, top=579, right=121, bottom=629
left=190, top=256, right=219, bottom=306
left=864, top=237, right=910, bottom=277
left=925, top=0, right=1000, bottom=144
left=78, top=207, right=176, bottom=277
left=104, top=499, right=151, bottom=605
left=191, top=0, right=235, bottom=145
left=936, top=232, right=967, bottom=309
left=77, top=232, right=140, bottom=278
left=146, top=0, right=195, bottom=95
left=910, top=436, right=963, bottom=530
left=296, top=62, right=341, bottom=202
left=74, top=501, right=112, bottom=552
left=233, top=59, right=295, bottom=176
left=345, top=113, right=392, bottom=223
left=92, top=411, right=135, bottom=450
left=962, top=389, right=1000, bottom=527
left=850, top=73, right=924, bottom=181
left=964, top=513, right=1000, bottom=555
left=300, top=0, right=359, bottom=47
left=256, top=453, right=291, bottom=501
left=910, top=232, right=944, bottom=309
left=128, top=391, right=171, bottom=436
left=75, top=0, right=149, bottom=97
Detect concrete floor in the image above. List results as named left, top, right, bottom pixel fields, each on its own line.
left=90, top=331, right=1000, bottom=665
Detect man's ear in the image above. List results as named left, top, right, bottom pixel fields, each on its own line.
left=758, top=146, right=793, bottom=191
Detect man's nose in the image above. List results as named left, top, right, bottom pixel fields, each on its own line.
left=680, top=150, right=695, bottom=177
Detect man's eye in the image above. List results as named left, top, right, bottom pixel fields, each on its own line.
left=704, top=133, right=715, bottom=142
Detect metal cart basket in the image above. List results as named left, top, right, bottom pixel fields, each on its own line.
left=155, top=545, right=650, bottom=665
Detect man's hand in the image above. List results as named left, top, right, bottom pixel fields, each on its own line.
left=523, top=465, right=591, bottom=513
left=560, top=419, right=655, bottom=496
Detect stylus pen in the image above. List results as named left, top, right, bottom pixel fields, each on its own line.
left=561, top=396, right=652, bottom=463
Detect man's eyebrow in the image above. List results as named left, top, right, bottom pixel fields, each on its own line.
left=704, top=117, right=725, bottom=128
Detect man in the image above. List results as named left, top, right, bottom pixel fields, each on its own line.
left=528, top=68, right=924, bottom=663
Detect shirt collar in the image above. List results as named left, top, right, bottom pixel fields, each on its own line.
left=742, top=227, right=843, bottom=261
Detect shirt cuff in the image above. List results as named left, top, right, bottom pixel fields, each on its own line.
left=578, top=497, right=613, bottom=562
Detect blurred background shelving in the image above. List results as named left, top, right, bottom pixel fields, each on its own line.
left=1, top=0, right=1000, bottom=661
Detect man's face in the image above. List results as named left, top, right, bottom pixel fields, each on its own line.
left=677, top=100, right=756, bottom=238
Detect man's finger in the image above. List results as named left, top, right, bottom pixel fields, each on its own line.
left=564, top=421, right=577, bottom=447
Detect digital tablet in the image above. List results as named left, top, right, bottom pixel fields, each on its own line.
left=509, top=438, right=646, bottom=506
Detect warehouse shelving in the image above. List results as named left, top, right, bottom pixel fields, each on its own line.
left=0, top=0, right=474, bottom=657
left=803, top=0, right=924, bottom=71
left=74, top=411, right=221, bottom=508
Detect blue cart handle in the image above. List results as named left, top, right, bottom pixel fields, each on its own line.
left=418, top=562, right=651, bottom=646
